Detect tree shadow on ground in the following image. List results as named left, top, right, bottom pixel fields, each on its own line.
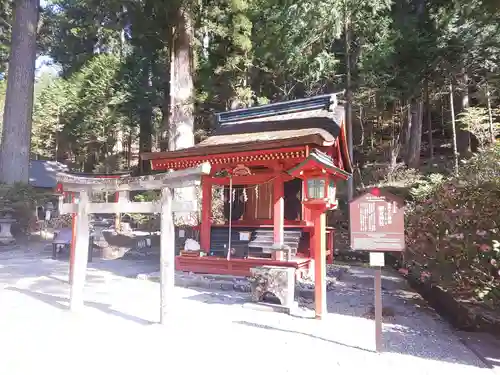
left=88, top=258, right=159, bottom=278
left=455, top=331, right=500, bottom=371
left=232, top=319, right=490, bottom=369
left=183, top=289, right=251, bottom=305
left=7, top=286, right=154, bottom=326
left=183, top=266, right=489, bottom=369
left=233, top=320, right=374, bottom=353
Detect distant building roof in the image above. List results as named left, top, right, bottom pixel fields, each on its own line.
left=29, top=160, right=69, bottom=188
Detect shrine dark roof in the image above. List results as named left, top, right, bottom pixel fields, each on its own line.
left=195, top=108, right=342, bottom=148
left=142, top=110, right=344, bottom=155
left=141, top=94, right=352, bottom=173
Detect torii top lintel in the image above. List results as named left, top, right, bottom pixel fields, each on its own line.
left=57, top=163, right=211, bottom=192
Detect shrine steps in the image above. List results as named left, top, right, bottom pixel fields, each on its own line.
left=209, top=227, right=305, bottom=257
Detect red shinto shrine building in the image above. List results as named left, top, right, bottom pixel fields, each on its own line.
left=141, top=94, right=352, bottom=277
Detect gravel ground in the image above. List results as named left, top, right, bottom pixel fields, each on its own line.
left=0, top=243, right=494, bottom=375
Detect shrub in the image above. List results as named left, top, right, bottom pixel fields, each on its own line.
left=0, top=183, right=53, bottom=234
left=405, top=143, right=500, bottom=307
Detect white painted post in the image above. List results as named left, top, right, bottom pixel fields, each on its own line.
left=115, top=191, right=129, bottom=230
left=160, top=187, right=175, bottom=324
left=70, top=191, right=90, bottom=312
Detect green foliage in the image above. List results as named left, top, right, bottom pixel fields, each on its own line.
left=39, top=0, right=125, bottom=77
left=123, top=191, right=161, bottom=231
left=406, top=144, right=500, bottom=307
left=34, top=0, right=500, bottom=169
left=0, top=183, right=52, bottom=233
left=67, top=54, right=123, bottom=146
left=458, top=106, right=499, bottom=148
left=133, top=191, right=160, bottom=202
left=409, top=173, right=446, bottom=201
left=459, top=142, right=500, bottom=185
left=0, top=183, right=50, bottom=211
left=250, top=0, right=343, bottom=98
left=0, top=79, right=6, bottom=135
left=32, top=76, right=69, bottom=158
left=0, top=1, right=11, bottom=75
left=32, top=54, right=130, bottom=170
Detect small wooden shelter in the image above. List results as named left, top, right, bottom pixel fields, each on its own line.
left=141, top=94, right=353, bottom=277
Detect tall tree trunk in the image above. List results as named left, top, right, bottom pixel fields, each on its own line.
left=486, top=82, right=495, bottom=144
left=389, top=104, right=400, bottom=169
left=403, top=104, right=411, bottom=152
left=0, top=0, right=39, bottom=184
left=357, top=106, right=364, bottom=147
left=440, top=98, right=446, bottom=137
left=169, top=5, right=195, bottom=225
left=139, top=58, right=153, bottom=172
left=449, top=83, right=459, bottom=175
left=406, top=99, right=423, bottom=169
left=344, top=2, right=353, bottom=201
left=168, top=6, right=194, bottom=152
left=159, top=42, right=170, bottom=151
left=424, top=80, right=433, bottom=161
left=456, top=69, right=471, bottom=155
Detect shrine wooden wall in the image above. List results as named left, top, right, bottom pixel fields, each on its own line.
left=222, top=178, right=303, bottom=223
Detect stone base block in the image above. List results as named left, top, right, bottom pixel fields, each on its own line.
left=0, top=236, right=15, bottom=245
left=249, top=266, right=295, bottom=308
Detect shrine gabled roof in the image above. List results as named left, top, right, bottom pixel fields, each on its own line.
left=141, top=94, right=353, bottom=173
left=196, top=107, right=342, bottom=148
left=142, top=109, right=343, bottom=157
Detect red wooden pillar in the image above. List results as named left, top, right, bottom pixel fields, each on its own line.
left=200, top=176, right=212, bottom=252
left=313, top=210, right=327, bottom=319
left=273, top=176, right=284, bottom=260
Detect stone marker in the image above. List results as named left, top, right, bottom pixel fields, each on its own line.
left=249, top=266, right=295, bottom=311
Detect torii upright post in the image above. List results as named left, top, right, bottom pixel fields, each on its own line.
left=57, top=163, right=211, bottom=322
left=70, top=191, right=90, bottom=311
left=160, top=187, right=175, bottom=323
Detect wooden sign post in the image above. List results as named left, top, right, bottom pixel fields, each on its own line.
left=57, top=163, right=211, bottom=324
left=349, top=187, right=405, bottom=352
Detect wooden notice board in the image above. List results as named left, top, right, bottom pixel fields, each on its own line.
left=349, top=188, right=405, bottom=252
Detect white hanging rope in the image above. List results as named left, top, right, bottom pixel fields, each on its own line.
left=226, top=175, right=233, bottom=260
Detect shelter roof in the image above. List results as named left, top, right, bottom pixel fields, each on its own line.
left=29, top=160, right=69, bottom=188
